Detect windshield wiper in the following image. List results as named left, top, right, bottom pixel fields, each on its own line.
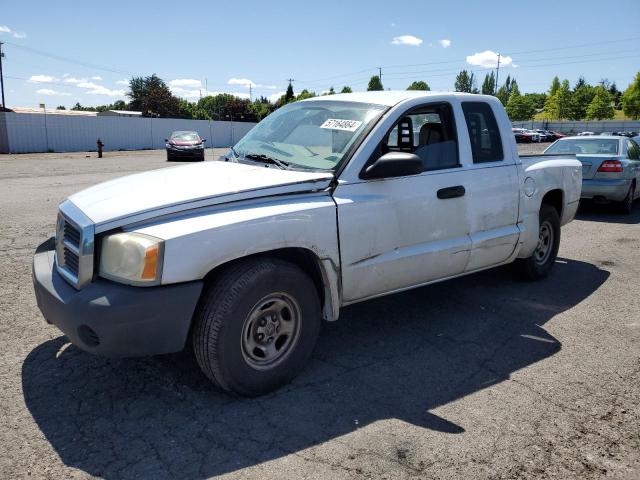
left=244, top=153, right=290, bottom=170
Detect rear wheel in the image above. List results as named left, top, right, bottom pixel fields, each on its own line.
left=619, top=183, right=635, bottom=215
left=514, top=204, right=560, bottom=280
left=166, top=150, right=173, bottom=162
left=192, top=258, right=321, bottom=396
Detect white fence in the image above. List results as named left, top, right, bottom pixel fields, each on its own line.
left=512, top=119, right=640, bottom=134
left=0, top=112, right=257, bottom=153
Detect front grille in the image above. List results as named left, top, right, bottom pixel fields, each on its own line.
left=55, top=201, right=95, bottom=289
left=63, top=221, right=81, bottom=247
left=63, top=247, right=79, bottom=275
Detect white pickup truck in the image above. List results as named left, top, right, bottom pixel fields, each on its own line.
left=33, top=92, right=582, bottom=395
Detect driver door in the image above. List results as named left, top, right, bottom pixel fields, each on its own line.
left=334, top=102, right=472, bottom=303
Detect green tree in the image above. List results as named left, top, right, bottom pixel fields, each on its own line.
left=548, top=76, right=561, bottom=97
left=284, top=82, right=296, bottom=103
left=454, top=70, right=477, bottom=93
left=586, top=86, right=615, bottom=120
left=523, top=92, right=546, bottom=111
left=568, top=77, right=595, bottom=120
left=197, top=93, right=255, bottom=121
left=323, top=86, right=336, bottom=95
left=127, top=74, right=181, bottom=117
left=481, top=72, right=496, bottom=95
left=621, top=72, right=640, bottom=120
left=56, top=105, right=66, bottom=110
left=407, top=80, right=430, bottom=91
left=496, top=75, right=516, bottom=105
left=340, top=86, right=353, bottom=93
left=296, top=89, right=316, bottom=100
left=367, top=75, right=384, bottom=91
left=544, top=79, right=572, bottom=119
left=506, top=87, right=535, bottom=121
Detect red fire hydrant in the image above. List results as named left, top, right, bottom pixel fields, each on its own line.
left=97, top=138, right=104, bottom=158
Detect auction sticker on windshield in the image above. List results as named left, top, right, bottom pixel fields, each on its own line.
left=320, top=119, right=363, bottom=132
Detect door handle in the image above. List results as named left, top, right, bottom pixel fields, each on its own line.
left=437, top=185, right=466, bottom=199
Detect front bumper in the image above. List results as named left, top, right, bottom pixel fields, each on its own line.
left=32, top=238, right=203, bottom=357
left=581, top=178, right=631, bottom=202
left=166, top=147, right=205, bottom=158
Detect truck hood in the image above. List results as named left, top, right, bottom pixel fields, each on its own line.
left=68, top=161, right=334, bottom=232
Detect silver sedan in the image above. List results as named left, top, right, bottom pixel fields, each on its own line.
left=544, top=136, right=640, bottom=213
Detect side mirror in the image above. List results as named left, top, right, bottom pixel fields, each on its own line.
left=202, top=139, right=207, bottom=143
left=362, top=152, right=422, bottom=179
left=164, top=138, right=169, bottom=142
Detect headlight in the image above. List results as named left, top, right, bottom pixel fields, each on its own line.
left=196, top=143, right=204, bottom=149
left=99, top=232, right=164, bottom=285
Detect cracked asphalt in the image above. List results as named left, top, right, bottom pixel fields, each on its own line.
left=0, top=147, right=639, bottom=479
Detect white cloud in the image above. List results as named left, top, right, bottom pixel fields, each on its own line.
left=391, top=35, right=423, bottom=46
left=91, top=76, right=102, bottom=81
left=438, top=39, right=451, bottom=48
left=115, top=79, right=129, bottom=85
left=0, top=25, right=26, bottom=39
left=228, top=78, right=256, bottom=88
left=63, top=77, right=87, bottom=84
left=171, top=87, right=201, bottom=99
left=29, top=74, right=57, bottom=83
left=69, top=80, right=124, bottom=96
left=36, top=88, right=71, bottom=96
left=268, top=91, right=286, bottom=103
left=466, top=50, right=513, bottom=68
left=169, top=78, right=202, bottom=88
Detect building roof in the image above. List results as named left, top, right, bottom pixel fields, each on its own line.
left=97, top=110, right=143, bottom=116
left=8, top=107, right=97, bottom=116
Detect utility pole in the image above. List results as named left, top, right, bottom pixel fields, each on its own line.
left=378, top=66, right=383, bottom=86
left=0, top=42, right=6, bottom=108
left=249, top=83, right=252, bottom=102
left=495, top=53, right=501, bottom=95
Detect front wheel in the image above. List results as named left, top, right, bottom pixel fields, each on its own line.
left=192, top=258, right=321, bottom=396
left=514, top=204, right=561, bottom=280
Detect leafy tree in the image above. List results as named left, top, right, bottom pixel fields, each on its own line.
left=71, top=102, right=96, bottom=111
left=523, top=93, right=546, bottom=111
left=284, top=82, right=295, bottom=103
left=506, top=87, right=535, bottom=120
left=608, top=81, right=622, bottom=109
left=197, top=93, right=256, bottom=121
left=340, top=86, right=352, bottom=93
left=548, top=76, right=561, bottom=97
left=621, top=72, right=640, bottom=120
left=249, top=97, right=274, bottom=120
left=568, top=77, right=595, bottom=120
left=407, top=80, right=430, bottom=91
left=367, top=75, right=384, bottom=91
left=127, top=74, right=181, bottom=117
left=454, top=70, right=477, bottom=93
left=586, top=86, right=615, bottom=120
left=323, top=86, right=336, bottom=95
left=296, top=89, right=316, bottom=100
left=496, top=76, right=516, bottom=105
left=481, top=72, right=496, bottom=95
left=544, top=79, right=572, bottom=119
left=56, top=105, right=66, bottom=110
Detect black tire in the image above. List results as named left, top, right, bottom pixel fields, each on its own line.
left=514, top=204, right=561, bottom=280
left=619, top=183, right=635, bottom=215
left=192, top=258, right=321, bottom=396
left=166, top=151, right=173, bottom=162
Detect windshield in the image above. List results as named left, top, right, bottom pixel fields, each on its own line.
left=232, top=100, right=386, bottom=170
left=171, top=132, right=200, bottom=141
left=545, top=138, right=619, bottom=155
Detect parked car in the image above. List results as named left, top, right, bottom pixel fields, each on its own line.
left=577, top=131, right=596, bottom=136
left=547, top=131, right=566, bottom=141
left=513, top=128, right=535, bottom=143
left=165, top=131, right=206, bottom=161
left=33, top=92, right=582, bottom=396
left=544, top=136, right=640, bottom=213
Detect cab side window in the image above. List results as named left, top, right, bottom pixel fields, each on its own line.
left=461, top=102, right=504, bottom=163
left=382, top=103, right=459, bottom=171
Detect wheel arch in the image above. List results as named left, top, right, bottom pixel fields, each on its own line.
left=540, top=188, right=564, bottom=219
left=201, top=247, right=341, bottom=322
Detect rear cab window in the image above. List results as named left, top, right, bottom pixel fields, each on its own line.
left=461, top=102, right=504, bottom=163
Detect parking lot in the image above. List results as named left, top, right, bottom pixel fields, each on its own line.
left=0, top=146, right=639, bottom=479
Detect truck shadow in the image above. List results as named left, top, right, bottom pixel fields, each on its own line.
left=22, top=258, right=608, bottom=479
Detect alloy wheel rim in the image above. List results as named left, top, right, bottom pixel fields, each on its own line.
left=534, top=220, right=554, bottom=265
left=241, top=292, right=301, bottom=370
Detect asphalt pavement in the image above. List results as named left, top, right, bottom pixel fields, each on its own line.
left=0, top=147, right=638, bottom=479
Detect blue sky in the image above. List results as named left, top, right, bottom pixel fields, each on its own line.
left=2, top=0, right=639, bottom=108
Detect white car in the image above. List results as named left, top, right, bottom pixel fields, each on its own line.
left=33, top=92, right=582, bottom=395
